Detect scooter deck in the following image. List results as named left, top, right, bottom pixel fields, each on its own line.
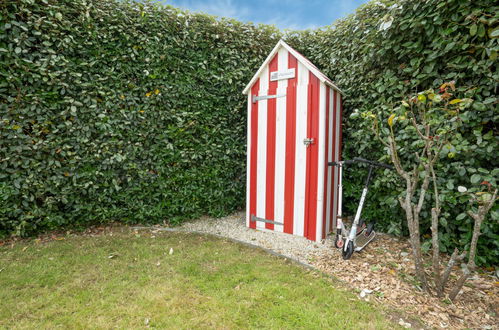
left=354, top=230, right=376, bottom=252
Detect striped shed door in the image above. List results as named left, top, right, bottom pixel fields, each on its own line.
left=245, top=40, right=342, bottom=242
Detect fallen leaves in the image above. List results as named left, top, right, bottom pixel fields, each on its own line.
left=311, top=234, right=499, bottom=330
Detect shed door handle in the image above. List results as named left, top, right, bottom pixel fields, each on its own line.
left=303, top=138, right=315, bottom=147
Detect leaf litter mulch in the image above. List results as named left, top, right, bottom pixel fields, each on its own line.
left=311, top=233, right=498, bottom=329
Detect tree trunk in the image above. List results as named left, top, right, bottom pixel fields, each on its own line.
left=431, top=208, right=441, bottom=296
left=400, top=191, right=428, bottom=291
left=449, top=266, right=472, bottom=301
left=440, top=248, right=465, bottom=293
left=408, top=215, right=427, bottom=291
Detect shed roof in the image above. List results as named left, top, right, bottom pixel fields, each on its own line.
left=242, top=39, right=343, bottom=95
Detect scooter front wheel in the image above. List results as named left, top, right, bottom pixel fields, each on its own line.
left=342, top=241, right=354, bottom=260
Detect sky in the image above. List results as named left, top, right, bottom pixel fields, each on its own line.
left=160, top=0, right=369, bottom=30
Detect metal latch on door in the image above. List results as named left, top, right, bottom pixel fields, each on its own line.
left=303, top=138, right=315, bottom=147
left=252, top=94, right=286, bottom=103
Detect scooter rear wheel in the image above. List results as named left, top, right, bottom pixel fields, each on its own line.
left=335, top=236, right=344, bottom=249
left=342, top=241, right=354, bottom=260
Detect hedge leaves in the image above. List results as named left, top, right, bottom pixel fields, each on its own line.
left=0, top=0, right=280, bottom=235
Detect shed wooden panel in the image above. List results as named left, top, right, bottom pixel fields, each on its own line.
left=243, top=40, right=343, bottom=241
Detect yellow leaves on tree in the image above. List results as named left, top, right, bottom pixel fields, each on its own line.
left=388, top=114, right=396, bottom=127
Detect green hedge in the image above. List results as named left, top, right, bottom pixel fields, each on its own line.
left=1, top=0, right=497, bottom=265
left=289, top=0, right=498, bottom=265
left=0, top=0, right=280, bottom=235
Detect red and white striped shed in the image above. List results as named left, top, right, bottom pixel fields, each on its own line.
left=243, top=40, right=343, bottom=242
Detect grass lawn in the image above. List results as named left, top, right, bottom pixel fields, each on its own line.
left=0, top=228, right=399, bottom=329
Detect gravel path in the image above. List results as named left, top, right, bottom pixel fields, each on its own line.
left=179, top=211, right=334, bottom=265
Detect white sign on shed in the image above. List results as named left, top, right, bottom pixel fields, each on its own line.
left=270, top=68, right=295, bottom=81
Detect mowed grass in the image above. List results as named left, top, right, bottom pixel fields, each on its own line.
left=0, top=229, right=398, bottom=329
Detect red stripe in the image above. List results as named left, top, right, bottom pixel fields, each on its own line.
left=265, top=55, right=278, bottom=230
left=249, top=78, right=260, bottom=229
left=304, top=73, right=320, bottom=241
left=339, top=93, right=343, bottom=162
left=322, top=87, right=330, bottom=239
left=283, top=54, right=298, bottom=234
left=337, top=93, right=343, bottom=226
left=330, top=91, right=337, bottom=230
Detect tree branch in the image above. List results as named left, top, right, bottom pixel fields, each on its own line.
left=431, top=207, right=442, bottom=295
left=466, top=188, right=497, bottom=269
left=448, top=188, right=497, bottom=301
left=388, top=134, right=409, bottom=180
left=441, top=248, right=466, bottom=290
left=427, top=139, right=442, bottom=295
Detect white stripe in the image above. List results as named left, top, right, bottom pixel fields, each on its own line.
left=332, top=91, right=341, bottom=230
left=330, top=89, right=337, bottom=232
left=325, top=88, right=334, bottom=234
left=315, top=83, right=326, bottom=241
left=293, top=62, right=309, bottom=237
left=256, top=66, right=269, bottom=229
left=246, top=93, right=252, bottom=228
left=274, top=48, right=288, bottom=233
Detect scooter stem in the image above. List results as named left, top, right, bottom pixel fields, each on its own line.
left=336, top=163, right=343, bottom=230
left=347, top=166, right=374, bottom=242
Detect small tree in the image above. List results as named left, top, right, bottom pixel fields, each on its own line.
left=354, top=82, right=497, bottom=300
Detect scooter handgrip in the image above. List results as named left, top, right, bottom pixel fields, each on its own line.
left=377, top=163, right=394, bottom=170
left=328, top=160, right=356, bottom=166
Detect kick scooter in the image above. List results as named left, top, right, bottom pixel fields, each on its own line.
left=328, top=157, right=394, bottom=260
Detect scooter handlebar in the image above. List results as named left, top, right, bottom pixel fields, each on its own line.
left=328, top=160, right=356, bottom=166
left=328, top=158, right=394, bottom=170
left=353, top=157, right=394, bottom=170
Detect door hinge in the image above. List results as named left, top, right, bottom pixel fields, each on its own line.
left=251, top=215, right=284, bottom=226
left=252, top=94, right=286, bottom=103
left=303, top=138, right=315, bottom=147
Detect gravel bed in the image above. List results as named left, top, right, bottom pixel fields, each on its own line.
left=179, top=211, right=334, bottom=265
